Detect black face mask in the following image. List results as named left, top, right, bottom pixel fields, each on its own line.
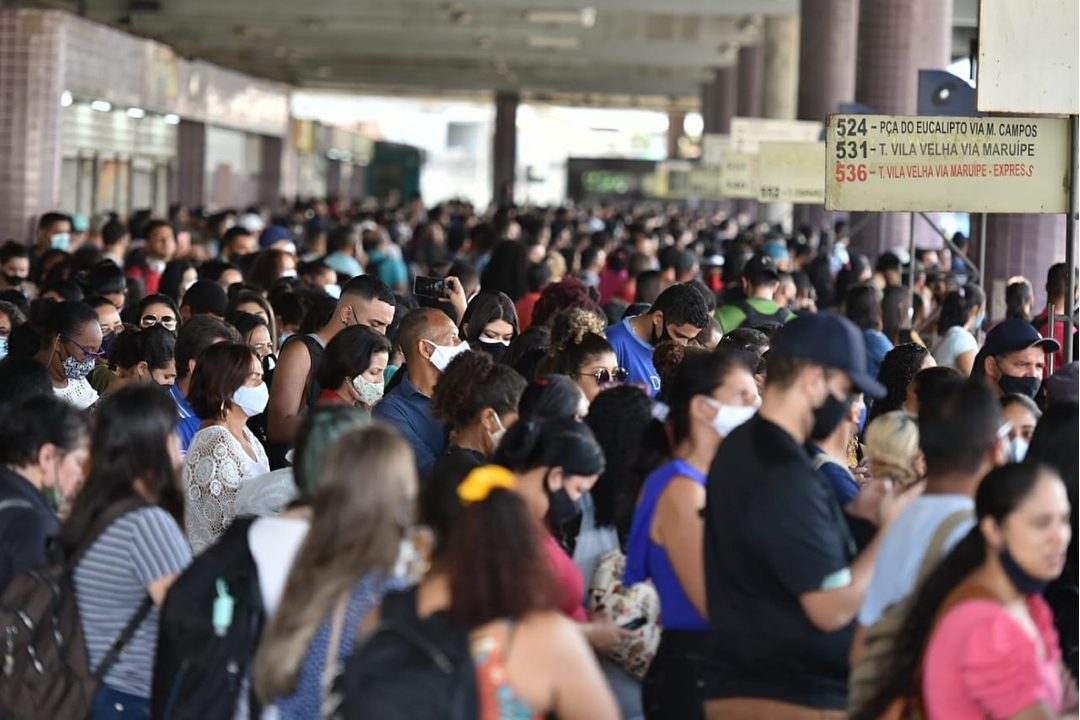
left=3, top=274, right=24, bottom=287
left=99, top=331, right=117, bottom=359
left=811, top=392, right=852, bottom=441
left=997, top=373, right=1040, bottom=399
left=476, top=338, right=509, bottom=364
left=649, top=320, right=670, bottom=347
left=1000, top=547, right=1049, bottom=594
left=547, top=487, right=582, bottom=530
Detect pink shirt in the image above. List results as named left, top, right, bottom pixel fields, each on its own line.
left=544, top=532, right=586, bottom=623
left=923, top=595, right=1063, bottom=719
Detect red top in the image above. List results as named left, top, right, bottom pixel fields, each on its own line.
left=316, top=388, right=351, bottom=406
left=923, top=594, right=1063, bottom=719
left=125, top=266, right=161, bottom=295
left=1033, top=309, right=1076, bottom=377
left=515, top=292, right=541, bottom=332
left=543, top=532, right=586, bottom=622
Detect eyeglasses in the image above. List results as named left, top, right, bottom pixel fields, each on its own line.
left=140, top=314, right=178, bottom=330
left=61, top=335, right=106, bottom=360
left=574, top=367, right=629, bottom=386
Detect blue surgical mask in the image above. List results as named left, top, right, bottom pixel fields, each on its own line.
left=50, top=233, right=71, bottom=252
left=974, top=311, right=986, bottom=330
left=0, top=336, right=8, bottom=361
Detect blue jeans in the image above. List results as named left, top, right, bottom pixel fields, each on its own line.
left=92, top=685, right=150, bottom=719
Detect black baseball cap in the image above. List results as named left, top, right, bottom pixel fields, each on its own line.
left=181, top=280, right=228, bottom=318
left=981, top=318, right=1060, bottom=357
left=743, top=254, right=780, bottom=284
left=770, top=312, right=886, bottom=398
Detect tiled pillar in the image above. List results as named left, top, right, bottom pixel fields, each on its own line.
left=797, top=0, right=859, bottom=231
left=761, top=14, right=801, bottom=228
left=736, top=44, right=764, bottom=217
left=0, top=10, right=65, bottom=243
left=258, top=134, right=283, bottom=208
left=974, top=214, right=1067, bottom=319
left=492, top=91, right=518, bottom=205
left=702, top=66, right=736, bottom=135
left=851, top=0, right=952, bottom=258
left=176, top=120, right=206, bottom=209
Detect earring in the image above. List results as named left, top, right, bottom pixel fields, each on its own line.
left=220, top=399, right=228, bottom=417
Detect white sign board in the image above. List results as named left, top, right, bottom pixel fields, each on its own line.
left=720, top=153, right=758, bottom=198
left=758, top=142, right=826, bottom=203
left=824, top=114, right=1071, bottom=213
left=978, top=0, right=1079, bottom=114
left=702, top=134, right=730, bottom=167
left=731, top=117, right=823, bottom=154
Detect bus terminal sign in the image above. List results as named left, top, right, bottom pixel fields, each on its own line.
left=824, top=114, right=1070, bottom=213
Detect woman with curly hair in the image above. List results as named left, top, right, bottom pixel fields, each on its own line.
left=869, top=342, right=935, bottom=423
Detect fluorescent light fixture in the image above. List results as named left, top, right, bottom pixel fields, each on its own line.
left=90, top=100, right=112, bottom=112
left=126, top=107, right=146, bottom=119
left=525, top=7, right=596, bottom=27
left=163, top=113, right=181, bottom=125
left=60, top=91, right=73, bottom=107
left=527, top=35, right=581, bottom=50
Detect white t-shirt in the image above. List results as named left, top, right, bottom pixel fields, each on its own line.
left=248, top=516, right=310, bottom=617
left=859, top=494, right=975, bottom=626
left=933, top=326, right=979, bottom=371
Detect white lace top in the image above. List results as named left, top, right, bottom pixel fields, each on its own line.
left=182, top=425, right=270, bottom=554
left=53, top=378, right=99, bottom=410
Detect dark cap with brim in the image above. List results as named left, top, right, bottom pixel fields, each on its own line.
left=770, top=312, right=887, bottom=399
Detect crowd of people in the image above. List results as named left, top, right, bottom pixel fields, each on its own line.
left=0, top=198, right=1076, bottom=720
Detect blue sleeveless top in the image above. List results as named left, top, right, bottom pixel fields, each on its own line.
left=624, top=459, right=708, bottom=631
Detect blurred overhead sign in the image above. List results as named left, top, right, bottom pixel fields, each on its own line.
left=977, top=0, right=1079, bottom=114
left=758, top=142, right=826, bottom=203
left=824, top=114, right=1071, bottom=213
left=730, top=117, right=823, bottom=153
left=720, top=153, right=757, bottom=199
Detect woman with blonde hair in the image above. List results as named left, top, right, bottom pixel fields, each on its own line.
left=253, top=425, right=417, bottom=718
left=863, top=410, right=925, bottom=489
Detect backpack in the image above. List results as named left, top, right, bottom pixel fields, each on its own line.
left=847, top=508, right=974, bottom=715
left=337, top=587, right=478, bottom=720
left=151, top=516, right=264, bottom=720
left=734, top=299, right=788, bottom=333
left=0, top=498, right=152, bottom=720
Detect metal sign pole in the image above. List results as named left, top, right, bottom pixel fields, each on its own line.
left=1065, top=114, right=1078, bottom=364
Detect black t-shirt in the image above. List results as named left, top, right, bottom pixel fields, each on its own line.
left=704, top=415, right=856, bottom=709
left=0, top=467, right=61, bottom=594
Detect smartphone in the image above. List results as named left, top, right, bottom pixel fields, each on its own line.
left=413, top=276, right=447, bottom=299
left=619, top=616, right=647, bottom=631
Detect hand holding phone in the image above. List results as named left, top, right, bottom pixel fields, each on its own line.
left=619, top=616, right=647, bottom=631
left=413, top=276, right=447, bottom=299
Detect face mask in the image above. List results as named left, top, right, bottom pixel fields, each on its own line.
left=811, top=392, right=852, bottom=440
left=99, top=332, right=117, bottom=359
left=1009, top=435, right=1029, bottom=463
left=547, top=486, right=582, bottom=530
left=231, top=382, right=269, bottom=417
left=424, top=339, right=469, bottom=372
left=974, top=311, right=986, bottom=330
left=477, top=336, right=510, bottom=363
left=703, top=397, right=756, bottom=437
left=61, top=352, right=96, bottom=381
left=181, top=279, right=197, bottom=295
left=323, top=284, right=341, bottom=299
left=280, top=269, right=298, bottom=279
left=3, top=274, right=23, bottom=287
left=487, top=413, right=506, bottom=449
left=50, top=233, right=71, bottom=251
left=649, top=319, right=670, bottom=346
left=997, top=373, right=1041, bottom=399
left=1000, top=547, right=1049, bottom=594
left=261, top=353, right=277, bottom=373
left=0, top=336, right=7, bottom=361
left=351, top=375, right=385, bottom=406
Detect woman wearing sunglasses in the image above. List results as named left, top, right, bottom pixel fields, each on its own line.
left=10, top=299, right=103, bottom=410
left=136, top=293, right=180, bottom=334
left=552, top=332, right=627, bottom=404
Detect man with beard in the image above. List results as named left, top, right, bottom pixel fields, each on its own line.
left=604, top=282, right=710, bottom=397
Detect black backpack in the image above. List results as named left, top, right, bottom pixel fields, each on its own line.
left=0, top=498, right=152, bottom=720
left=151, top=517, right=264, bottom=720
left=734, top=299, right=788, bottom=333
left=339, top=587, right=478, bottom=720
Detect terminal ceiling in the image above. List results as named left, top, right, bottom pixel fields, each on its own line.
left=22, top=0, right=979, bottom=109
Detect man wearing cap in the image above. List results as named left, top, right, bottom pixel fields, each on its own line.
left=714, top=254, right=796, bottom=334
left=703, top=313, right=917, bottom=719
left=971, top=318, right=1060, bottom=399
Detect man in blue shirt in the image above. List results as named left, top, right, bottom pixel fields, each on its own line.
left=605, top=283, right=711, bottom=397
left=374, top=308, right=467, bottom=473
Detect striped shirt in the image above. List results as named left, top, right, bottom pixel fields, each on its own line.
left=73, top=506, right=192, bottom=697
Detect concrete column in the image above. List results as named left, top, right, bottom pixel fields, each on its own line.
left=176, top=120, right=207, bottom=210
left=851, top=0, right=952, bottom=258
left=797, top=0, right=859, bottom=231
left=761, top=14, right=800, bottom=229
left=492, top=91, right=518, bottom=205
left=667, top=111, right=686, bottom=160
left=736, top=44, right=764, bottom=217
left=0, top=10, right=65, bottom=243
left=702, top=67, right=737, bottom=135
left=258, top=135, right=283, bottom=208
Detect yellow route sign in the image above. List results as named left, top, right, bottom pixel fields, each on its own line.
left=758, top=141, right=826, bottom=203
left=720, top=153, right=757, bottom=199
left=824, top=114, right=1070, bottom=213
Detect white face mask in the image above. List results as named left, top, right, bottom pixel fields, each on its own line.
left=703, top=397, right=756, bottom=438
left=351, top=375, right=385, bottom=406
left=1009, top=435, right=1030, bottom=463
left=487, top=412, right=506, bottom=448
left=280, top=269, right=298, bottom=279
left=323, top=283, right=341, bottom=299
left=423, top=339, right=469, bottom=372
left=232, top=382, right=269, bottom=417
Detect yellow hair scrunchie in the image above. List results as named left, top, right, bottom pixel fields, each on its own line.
left=458, top=465, right=517, bottom=504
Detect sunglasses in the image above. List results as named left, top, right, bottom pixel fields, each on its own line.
left=575, top=367, right=629, bottom=386
left=140, top=314, right=178, bottom=330
left=61, top=335, right=106, bottom=360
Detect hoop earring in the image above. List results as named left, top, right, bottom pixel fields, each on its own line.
left=220, top=399, right=228, bottom=418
